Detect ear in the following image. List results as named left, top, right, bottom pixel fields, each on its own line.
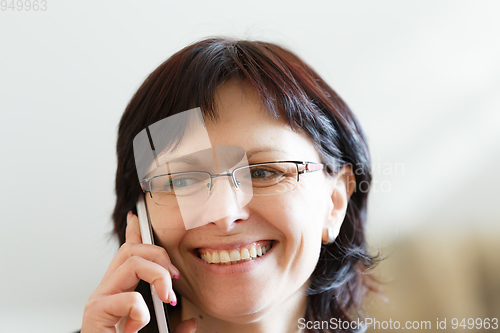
left=322, top=164, right=356, bottom=243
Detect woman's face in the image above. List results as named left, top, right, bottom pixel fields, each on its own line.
left=145, top=80, right=345, bottom=322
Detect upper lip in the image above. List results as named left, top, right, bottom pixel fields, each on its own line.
left=191, top=239, right=275, bottom=252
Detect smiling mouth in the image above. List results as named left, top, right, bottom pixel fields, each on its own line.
left=197, top=241, right=274, bottom=265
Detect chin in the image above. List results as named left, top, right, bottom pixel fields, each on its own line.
left=194, top=284, right=273, bottom=322
left=204, top=300, right=268, bottom=324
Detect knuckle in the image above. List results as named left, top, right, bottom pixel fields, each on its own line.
left=128, top=291, right=145, bottom=305
left=119, top=242, right=134, bottom=253
left=154, top=272, right=172, bottom=290
left=83, top=298, right=99, bottom=315
left=154, top=245, right=170, bottom=260
left=127, top=255, right=144, bottom=266
left=148, top=245, right=170, bottom=267
left=127, top=292, right=150, bottom=322
left=131, top=294, right=150, bottom=323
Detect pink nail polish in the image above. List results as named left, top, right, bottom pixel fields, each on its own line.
left=170, top=300, right=177, bottom=306
left=127, top=210, right=132, bottom=217
left=173, top=274, right=180, bottom=280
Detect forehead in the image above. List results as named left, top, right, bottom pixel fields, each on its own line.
left=205, top=80, right=320, bottom=159
left=206, top=80, right=280, bottom=129
left=142, top=81, right=321, bottom=177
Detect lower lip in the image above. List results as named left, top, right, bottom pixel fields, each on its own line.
left=191, top=242, right=276, bottom=275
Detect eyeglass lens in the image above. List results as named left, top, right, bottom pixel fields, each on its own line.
left=149, top=162, right=299, bottom=206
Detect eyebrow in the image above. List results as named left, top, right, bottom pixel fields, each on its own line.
left=144, top=155, right=202, bottom=179
left=147, top=147, right=287, bottom=177
left=245, top=147, right=288, bottom=159
left=165, top=155, right=202, bottom=165
left=164, top=147, right=287, bottom=163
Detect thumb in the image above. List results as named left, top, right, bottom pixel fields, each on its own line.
left=175, top=317, right=198, bottom=333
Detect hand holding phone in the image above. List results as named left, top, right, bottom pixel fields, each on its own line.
left=136, top=195, right=171, bottom=333
left=81, top=201, right=180, bottom=332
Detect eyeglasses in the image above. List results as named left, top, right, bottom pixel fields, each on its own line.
left=140, top=161, right=325, bottom=206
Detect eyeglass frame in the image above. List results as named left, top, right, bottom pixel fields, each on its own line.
left=140, top=160, right=326, bottom=197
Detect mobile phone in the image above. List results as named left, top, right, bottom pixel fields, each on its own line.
left=136, top=195, right=171, bottom=333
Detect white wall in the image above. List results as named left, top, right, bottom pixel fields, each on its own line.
left=1, top=1, right=499, bottom=331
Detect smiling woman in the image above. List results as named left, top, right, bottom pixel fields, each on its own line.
left=81, top=38, right=378, bottom=333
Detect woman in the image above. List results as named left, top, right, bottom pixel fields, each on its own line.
left=82, top=38, right=377, bottom=333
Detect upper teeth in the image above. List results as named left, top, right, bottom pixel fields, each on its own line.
left=200, top=245, right=271, bottom=264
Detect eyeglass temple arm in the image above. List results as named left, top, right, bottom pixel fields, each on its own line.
left=140, top=181, right=153, bottom=197
left=298, top=162, right=325, bottom=174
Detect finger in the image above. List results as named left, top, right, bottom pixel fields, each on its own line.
left=175, top=317, right=198, bottom=333
left=100, top=242, right=180, bottom=283
left=126, top=212, right=143, bottom=244
left=82, top=292, right=150, bottom=333
left=99, top=255, right=176, bottom=305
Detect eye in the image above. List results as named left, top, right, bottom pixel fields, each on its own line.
left=169, top=176, right=200, bottom=188
left=171, top=178, right=186, bottom=187
left=250, top=168, right=280, bottom=179
left=153, top=173, right=207, bottom=193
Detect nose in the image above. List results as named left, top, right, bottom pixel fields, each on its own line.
left=177, top=172, right=252, bottom=230
left=205, top=175, right=251, bottom=231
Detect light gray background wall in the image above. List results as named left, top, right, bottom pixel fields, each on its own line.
left=1, top=1, right=499, bottom=332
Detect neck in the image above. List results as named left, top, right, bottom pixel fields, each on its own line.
left=179, top=284, right=308, bottom=333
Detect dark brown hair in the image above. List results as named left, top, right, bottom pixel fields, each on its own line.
left=113, top=37, right=377, bottom=332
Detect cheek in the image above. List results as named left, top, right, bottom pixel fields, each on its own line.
left=258, top=191, right=325, bottom=266
left=290, top=187, right=332, bottom=251
left=147, top=204, right=187, bottom=262
left=150, top=207, right=185, bottom=231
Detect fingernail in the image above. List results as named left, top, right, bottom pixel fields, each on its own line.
left=127, top=210, right=132, bottom=217
left=190, top=317, right=198, bottom=328
left=169, top=290, right=177, bottom=306
left=169, top=263, right=181, bottom=278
